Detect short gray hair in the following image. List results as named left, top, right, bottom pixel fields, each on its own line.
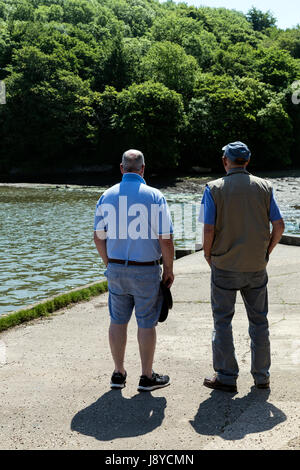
left=122, top=149, right=145, bottom=172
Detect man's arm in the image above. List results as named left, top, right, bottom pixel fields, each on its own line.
left=203, top=223, right=215, bottom=266
left=268, top=190, right=285, bottom=256
left=94, top=230, right=109, bottom=266
left=159, top=235, right=175, bottom=288
left=199, top=186, right=216, bottom=267
left=268, top=219, right=285, bottom=256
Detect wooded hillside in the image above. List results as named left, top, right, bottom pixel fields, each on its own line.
left=0, top=0, right=299, bottom=175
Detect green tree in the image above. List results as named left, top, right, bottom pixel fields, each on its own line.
left=255, top=48, right=300, bottom=90
left=182, top=74, right=293, bottom=170
left=107, top=0, right=157, bottom=37
left=0, top=45, right=95, bottom=173
left=0, top=0, right=299, bottom=174
left=246, top=7, right=277, bottom=32
left=182, top=30, right=218, bottom=70
left=197, top=7, right=258, bottom=45
left=115, top=81, right=185, bottom=168
left=142, top=41, right=199, bottom=96
left=211, top=43, right=257, bottom=77
left=10, top=0, right=34, bottom=22
left=150, top=12, right=203, bottom=45
left=122, top=37, right=152, bottom=85
left=34, top=4, right=64, bottom=23
left=0, top=1, right=6, bottom=19
left=255, top=96, right=293, bottom=166
left=63, top=0, right=95, bottom=25
left=0, top=22, right=11, bottom=73
left=276, top=28, right=300, bottom=59
left=91, top=86, right=120, bottom=163
left=102, top=33, right=128, bottom=91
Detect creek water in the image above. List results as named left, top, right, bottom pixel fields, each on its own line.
left=0, top=173, right=299, bottom=315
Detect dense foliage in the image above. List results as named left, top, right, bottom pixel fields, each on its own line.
left=0, top=0, right=299, bottom=174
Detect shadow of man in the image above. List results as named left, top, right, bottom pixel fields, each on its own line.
left=190, top=387, right=286, bottom=440
left=71, top=390, right=166, bottom=441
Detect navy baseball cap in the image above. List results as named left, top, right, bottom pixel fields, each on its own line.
left=222, top=141, right=251, bottom=162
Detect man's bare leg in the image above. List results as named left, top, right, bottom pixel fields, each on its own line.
left=109, top=323, right=128, bottom=375
left=138, top=327, right=156, bottom=378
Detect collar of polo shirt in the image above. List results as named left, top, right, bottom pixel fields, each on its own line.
left=122, top=173, right=146, bottom=184
left=226, top=167, right=249, bottom=176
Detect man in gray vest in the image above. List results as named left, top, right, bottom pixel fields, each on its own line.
left=200, top=141, right=285, bottom=393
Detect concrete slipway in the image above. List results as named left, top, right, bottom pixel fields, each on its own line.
left=0, top=244, right=299, bottom=450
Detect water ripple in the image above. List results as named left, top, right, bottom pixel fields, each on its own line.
left=0, top=177, right=299, bottom=315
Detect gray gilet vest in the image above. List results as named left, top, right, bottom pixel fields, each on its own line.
left=207, top=168, right=272, bottom=272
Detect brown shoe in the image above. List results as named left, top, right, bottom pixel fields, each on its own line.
left=203, top=375, right=237, bottom=393
left=255, top=381, right=270, bottom=389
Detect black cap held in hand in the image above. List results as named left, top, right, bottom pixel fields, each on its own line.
left=158, top=281, right=173, bottom=323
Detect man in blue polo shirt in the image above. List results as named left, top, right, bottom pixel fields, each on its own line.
left=94, top=149, right=174, bottom=392
left=199, top=141, right=285, bottom=393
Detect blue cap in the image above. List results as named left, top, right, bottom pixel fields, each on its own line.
left=222, top=141, right=251, bottom=162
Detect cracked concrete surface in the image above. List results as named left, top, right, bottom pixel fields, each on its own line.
left=0, top=244, right=299, bottom=450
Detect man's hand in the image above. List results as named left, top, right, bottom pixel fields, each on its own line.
left=203, top=224, right=215, bottom=268
left=204, top=254, right=212, bottom=267
left=162, top=268, right=174, bottom=289
left=159, top=235, right=175, bottom=289
left=268, top=218, right=285, bottom=256
left=94, top=230, right=109, bottom=266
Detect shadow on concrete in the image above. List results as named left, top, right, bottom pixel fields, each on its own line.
left=71, top=389, right=166, bottom=441
left=190, top=387, right=286, bottom=440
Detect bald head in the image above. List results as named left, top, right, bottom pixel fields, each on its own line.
left=121, top=149, right=145, bottom=173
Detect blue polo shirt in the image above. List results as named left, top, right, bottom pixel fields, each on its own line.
left=94, top=173, right=173, bottom=262
left=199, top=185, right=283, bottom=225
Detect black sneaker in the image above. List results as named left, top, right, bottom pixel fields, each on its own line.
left=110, top=371, right=127, bottom=389
left=137, top=372, right=171, bottom=392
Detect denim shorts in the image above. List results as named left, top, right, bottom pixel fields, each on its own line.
left=104, top=263, right=163, bottom=328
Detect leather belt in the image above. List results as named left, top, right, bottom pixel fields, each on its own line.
left=108, top=258, right=160, bottom=266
